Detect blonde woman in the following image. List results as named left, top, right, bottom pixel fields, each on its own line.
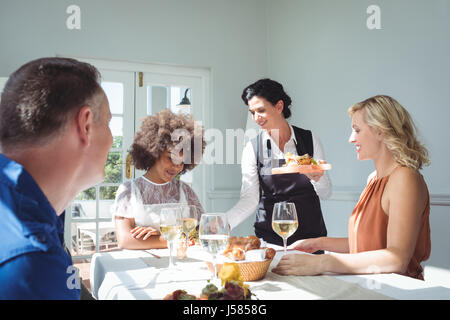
left=273, top=95, right=431, bottom=280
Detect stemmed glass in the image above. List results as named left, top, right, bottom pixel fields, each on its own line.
left=159, top=207, right=182, bottom=269
left=199, top=213, right=229, bottom=283
left=181, top=205, right=199, bottom=251
left=272, top=202, right=298, bottom=254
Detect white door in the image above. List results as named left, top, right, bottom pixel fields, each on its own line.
left=68, top=69, right=136, bottom=258
left=66, top=61, right=209, bottom=260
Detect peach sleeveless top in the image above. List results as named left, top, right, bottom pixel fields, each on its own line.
left=348, top=172, right=431, bottom=280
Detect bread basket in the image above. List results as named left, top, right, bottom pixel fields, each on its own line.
left=206, top=258, right=273, bottom=282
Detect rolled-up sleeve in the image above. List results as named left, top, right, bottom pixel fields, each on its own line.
left=226, top=141, right=260, bottom=230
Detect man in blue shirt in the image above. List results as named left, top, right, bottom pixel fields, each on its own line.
left=0, top=57, right=113, bottom=299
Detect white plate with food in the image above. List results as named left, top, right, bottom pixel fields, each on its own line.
left=272, top=152, right=332, bottom=174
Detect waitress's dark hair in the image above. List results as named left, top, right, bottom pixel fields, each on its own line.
left=241, top=78, right=292, bottom=119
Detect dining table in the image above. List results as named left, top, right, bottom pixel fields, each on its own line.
left=90, top=245, right=450, bottom=300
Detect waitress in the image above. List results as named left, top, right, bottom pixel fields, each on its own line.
left=226, top=78, right=331, bottom=249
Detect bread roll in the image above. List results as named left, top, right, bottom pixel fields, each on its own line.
left=264, top=248, right=276, bottom=260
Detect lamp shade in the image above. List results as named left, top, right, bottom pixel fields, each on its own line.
left=177, top=88, right=191, bottom=106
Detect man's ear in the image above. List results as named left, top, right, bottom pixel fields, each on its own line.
left=76, top=106, right=94, bottom=146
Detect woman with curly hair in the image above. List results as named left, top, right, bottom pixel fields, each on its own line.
left=112, top=110, right=205, bottom=249
left=273, top=95, right=431, bottom=280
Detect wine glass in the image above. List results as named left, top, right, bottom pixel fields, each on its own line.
left=198, top=213, right=229, bottom=283
left=180, top=205, right=199, bottom=251
left=272, top=202, right=298, bottom=254
left=159, top=206, right=182, bottom=269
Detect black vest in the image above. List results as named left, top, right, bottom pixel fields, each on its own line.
left=251, top=126, right=327, bottom=246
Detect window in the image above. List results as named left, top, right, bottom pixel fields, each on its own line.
left=65, top=60, right=210, bottom=261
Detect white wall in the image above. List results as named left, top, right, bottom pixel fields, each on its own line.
left=0, top=0, right=266, bottom=192
left=265, top=0, right=450, bottom=269
left=0, top=78, right=7, bottom=92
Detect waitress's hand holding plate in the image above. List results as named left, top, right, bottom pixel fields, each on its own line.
left=304, top=159, right=326, bottom=181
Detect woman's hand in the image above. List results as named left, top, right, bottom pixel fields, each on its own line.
left=130, top=226, right=160, bottom=240
left=304, top=171, right=324, bottom=182
left=304, top=159, right=326, bottom=182
left=272, top=254, right=325, bottom=276
left=288, top=237, right=322, bottom=253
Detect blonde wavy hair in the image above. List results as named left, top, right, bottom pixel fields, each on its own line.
left=348, top=95, right=430, bottom=170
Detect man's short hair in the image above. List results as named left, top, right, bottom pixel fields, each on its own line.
left=0, top=57, right=102, bottom=151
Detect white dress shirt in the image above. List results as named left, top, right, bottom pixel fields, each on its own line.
left=226, top=125, right=332, bottom=230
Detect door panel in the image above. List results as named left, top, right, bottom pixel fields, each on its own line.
left=70, top=69, right=135, bottom=257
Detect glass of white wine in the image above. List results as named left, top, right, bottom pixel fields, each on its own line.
left=272, top=202, right=298, bottom=254
left=160, top=207, right=182, bottom=269
left=181, top=205, right=199, bottom=250
left=199, top=213, right=229, bottom=282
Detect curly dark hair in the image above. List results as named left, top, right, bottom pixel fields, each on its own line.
left=241, top=78, right=292, bottom=119
left=129, top=109, right=205, bottom=174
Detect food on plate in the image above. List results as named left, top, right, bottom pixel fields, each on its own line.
left=163, top=289, right=197, bottom=300
left=164, top=263, right=254, bottom=300
left=199, top=281, right=252, bottom=300
left=284, top=152, right=318, bottom=166
left=222, top=236, right=275, bottom=261
left=273, top=153, right=330, bottom=175
left=201, top=263, right=252, bottom=300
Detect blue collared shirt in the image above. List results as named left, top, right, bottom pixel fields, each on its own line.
left=0, top=154, right=80, bottom=300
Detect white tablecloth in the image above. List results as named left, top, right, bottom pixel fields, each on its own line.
left=90, top=247, right=450, bottom=300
